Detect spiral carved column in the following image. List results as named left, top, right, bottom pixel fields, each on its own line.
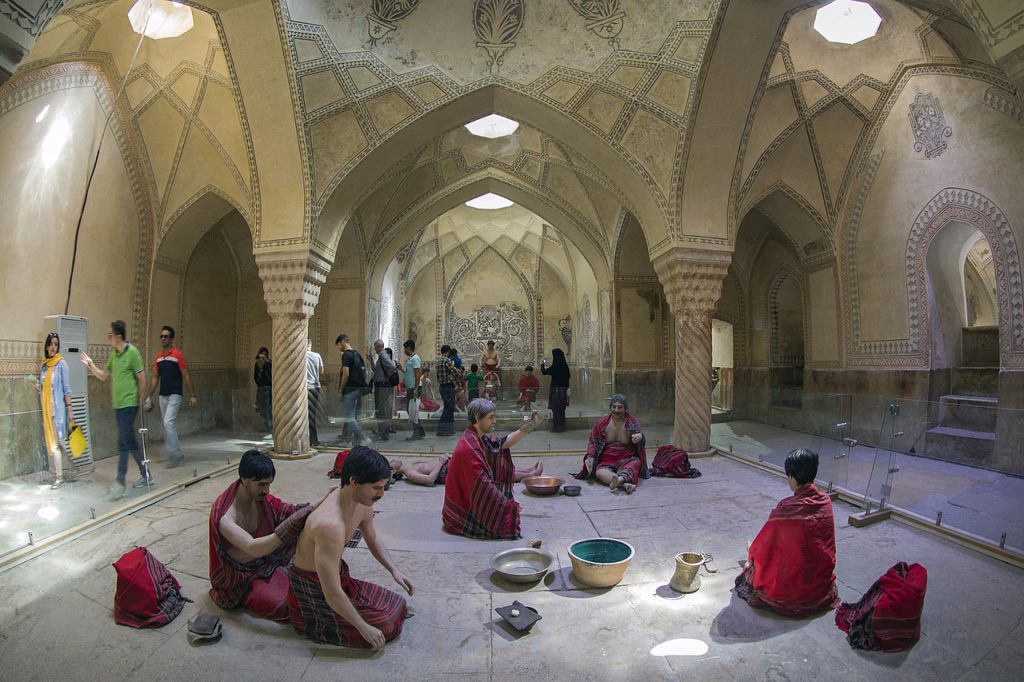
left=654, top=249, right=730, bottom=453
left=256, top=251, right=330, bottom=458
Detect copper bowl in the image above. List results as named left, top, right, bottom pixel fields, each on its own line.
left=490, top=548, right=556, bottom=584
left=522, top=476, right=564, bottom=496
left=568, top=538, right=635, bottom=588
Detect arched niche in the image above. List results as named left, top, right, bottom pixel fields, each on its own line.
left=907, top=189, right=1022, bottom=368
left=927, top=224, right=999, bottom=368
left=151, top=189, right=263, bottom=394
left=711, top=319, right=735, bottom=411
left=768, top=267, right=806, bottom=408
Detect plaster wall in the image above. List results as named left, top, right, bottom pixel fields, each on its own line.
left=539, top=261, right=570, bottom=361
left=850, top=74, right=1024, bottom=353
left=0, top=85, right=139, bottom=346
left=747, top=239, right=798, bottom=367
left=808, top=266, right=839, bottom=365
left=406, top=261, right=438, bottom=362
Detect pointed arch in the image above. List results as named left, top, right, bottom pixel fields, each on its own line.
left=906, top=188, right=1023, bottom=367
left=314, top=85, right=670, bottom=261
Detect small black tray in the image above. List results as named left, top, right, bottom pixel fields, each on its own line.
left=495, top=600, right=542, bottom=632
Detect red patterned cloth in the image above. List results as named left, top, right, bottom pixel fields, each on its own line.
left=287, top=562, right=407, bottom=648
left=328, top=450, right=351, bottom=478
left=516, top=374, right=539, bottom=407
left=651, top=444, right=702, bottom=478
left=208, top=479, right=303, bottom=621
left=734, top=483, right=840, bottom=617
left=574, top=414, right=649, bottom=484
left=442, top=428, right=520, bottom=539
left=836, top=562, right=927, bottom=652
left=113, top=546, right=190, bottom=628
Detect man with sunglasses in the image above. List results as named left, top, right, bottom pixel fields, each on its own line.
left=144, top=325, right=197, bottom=467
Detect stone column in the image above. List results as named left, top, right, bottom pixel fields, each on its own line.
left=654, top=248, right=730, bottom=453
left=256, top=251, right=330, bottom=458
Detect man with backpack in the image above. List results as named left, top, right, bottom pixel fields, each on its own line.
left=336, top=334, right=372, bottom=447
left=369, top=338, right=398, bottom=441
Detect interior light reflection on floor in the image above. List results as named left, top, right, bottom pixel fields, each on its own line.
left=650, top=638, right=710, bottom=657
left=7, top=503, right=29, bottom=512
left=37, top=506, right=60, bottom=521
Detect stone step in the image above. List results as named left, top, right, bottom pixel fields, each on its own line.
left=936, top=395, right=999, bottom=433
left=924, top=426, right=996, bottom=468
left=951, top=366, right=999, bottom=396
left=938, top=394, right=998, bottom=406
left=926, top=425, right=996, bottom=441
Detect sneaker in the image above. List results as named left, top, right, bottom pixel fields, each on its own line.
left=166, top=456, right=187, bottom=469
left=109, top=482, right=127, bottom=499
left=132, top=475, right=155, bottom=488
left=50, top=478, right=64, bottom=490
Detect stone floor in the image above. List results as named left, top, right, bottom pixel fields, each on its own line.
left=712, top=421, right=1024, bottom=551
left=1, top=447, right=1023, bottom=681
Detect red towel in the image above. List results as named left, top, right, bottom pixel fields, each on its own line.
left=734, top=483, right=840, bottom=617
left=208, top=479, right=302, bottom=618
left=836, top=562, right=927, bottom=651
left=651, top=444, right=702, bottom=478
left=442, top=429, right=520, bottom=539
left=113, top=547, right=190, bottom=628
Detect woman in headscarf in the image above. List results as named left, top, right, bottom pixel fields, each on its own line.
left=37, top=332, right=75, bottom=489
left=540, top=348, right=571, bottom=432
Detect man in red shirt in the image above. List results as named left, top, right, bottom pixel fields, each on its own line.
left=145, top=325, right=197, bottom=467
left=516, top=365, right=540, bottom=411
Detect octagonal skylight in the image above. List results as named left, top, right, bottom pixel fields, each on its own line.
left=464, top=114, right=519, bottom=139
left=814, top=0, right=881, bottom=45
left=465, top=193, right=514, bottom=210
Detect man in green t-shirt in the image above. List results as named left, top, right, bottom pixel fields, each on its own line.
left=81, top=320, right=150, bottom=499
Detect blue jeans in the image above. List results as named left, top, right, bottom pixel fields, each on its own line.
left=307, top=388, right=321, bottom=445
left=115, top=406, right=146, bottom=484
left=159, top=394, right=183, bottom=460
left=342, top=389, right=367, bottom=443
left=438, top=383, right=455, bottom=434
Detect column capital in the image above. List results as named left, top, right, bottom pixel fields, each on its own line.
left=652, top=247, right=731, bottom=316
left=255, top=249, right=331, bottom=317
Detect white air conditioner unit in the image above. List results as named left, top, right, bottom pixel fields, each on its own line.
left=43, top=315, right=94, bottom=467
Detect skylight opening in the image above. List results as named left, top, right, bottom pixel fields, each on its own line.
left=464, top=114, right=519, bottom=139
left=465, top=193, right=514, bottom=210
left=813, top=0, right=881, bottom=45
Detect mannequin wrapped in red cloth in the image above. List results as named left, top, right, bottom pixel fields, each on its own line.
left=836, top=561, right=927, bottom=651
left=442, top=400, right=545, bottom=539
left=209, top=450, right=329, bottom=622
left=734, top=448, right=840, bottom=618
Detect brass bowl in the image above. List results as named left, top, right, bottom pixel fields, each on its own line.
left=490, top=547, right=556, bottom=584
left=522, top=476, right=565, bottom=496
left=568, top=538, right=635, bottom=588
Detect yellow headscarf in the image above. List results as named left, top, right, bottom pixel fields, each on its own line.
left=41, top=352, right=65, bottom=457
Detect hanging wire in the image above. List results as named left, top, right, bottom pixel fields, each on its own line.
left=64, top=3, right=153, bottom=314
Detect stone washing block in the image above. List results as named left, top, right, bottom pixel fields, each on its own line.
left=925, top=425, right=995, bottom=467
left=938, top=394, right=999, bottom=432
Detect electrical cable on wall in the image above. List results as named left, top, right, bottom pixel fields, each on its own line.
left=64, top=9, right=153, bottom=315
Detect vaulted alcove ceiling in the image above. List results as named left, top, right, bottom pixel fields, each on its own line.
left=349, top=120, right=623, bottom=278
left=733, top=0, right=1005, bottom=238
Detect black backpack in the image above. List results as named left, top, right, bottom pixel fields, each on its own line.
left=343, top=350, right=371, bottom=395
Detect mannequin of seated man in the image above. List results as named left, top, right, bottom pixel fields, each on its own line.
left=388, top=456, right=543, bottom=486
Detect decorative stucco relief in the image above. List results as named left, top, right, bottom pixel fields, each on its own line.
left=447, top=303, right=532, bottom=365
left=567, top=0, right=627, bottom=49
left=908, top=92, right=952, bottom=158
left=473, top=0, right=525, bottom=74
left=366, top=0, right=420, bottom=46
